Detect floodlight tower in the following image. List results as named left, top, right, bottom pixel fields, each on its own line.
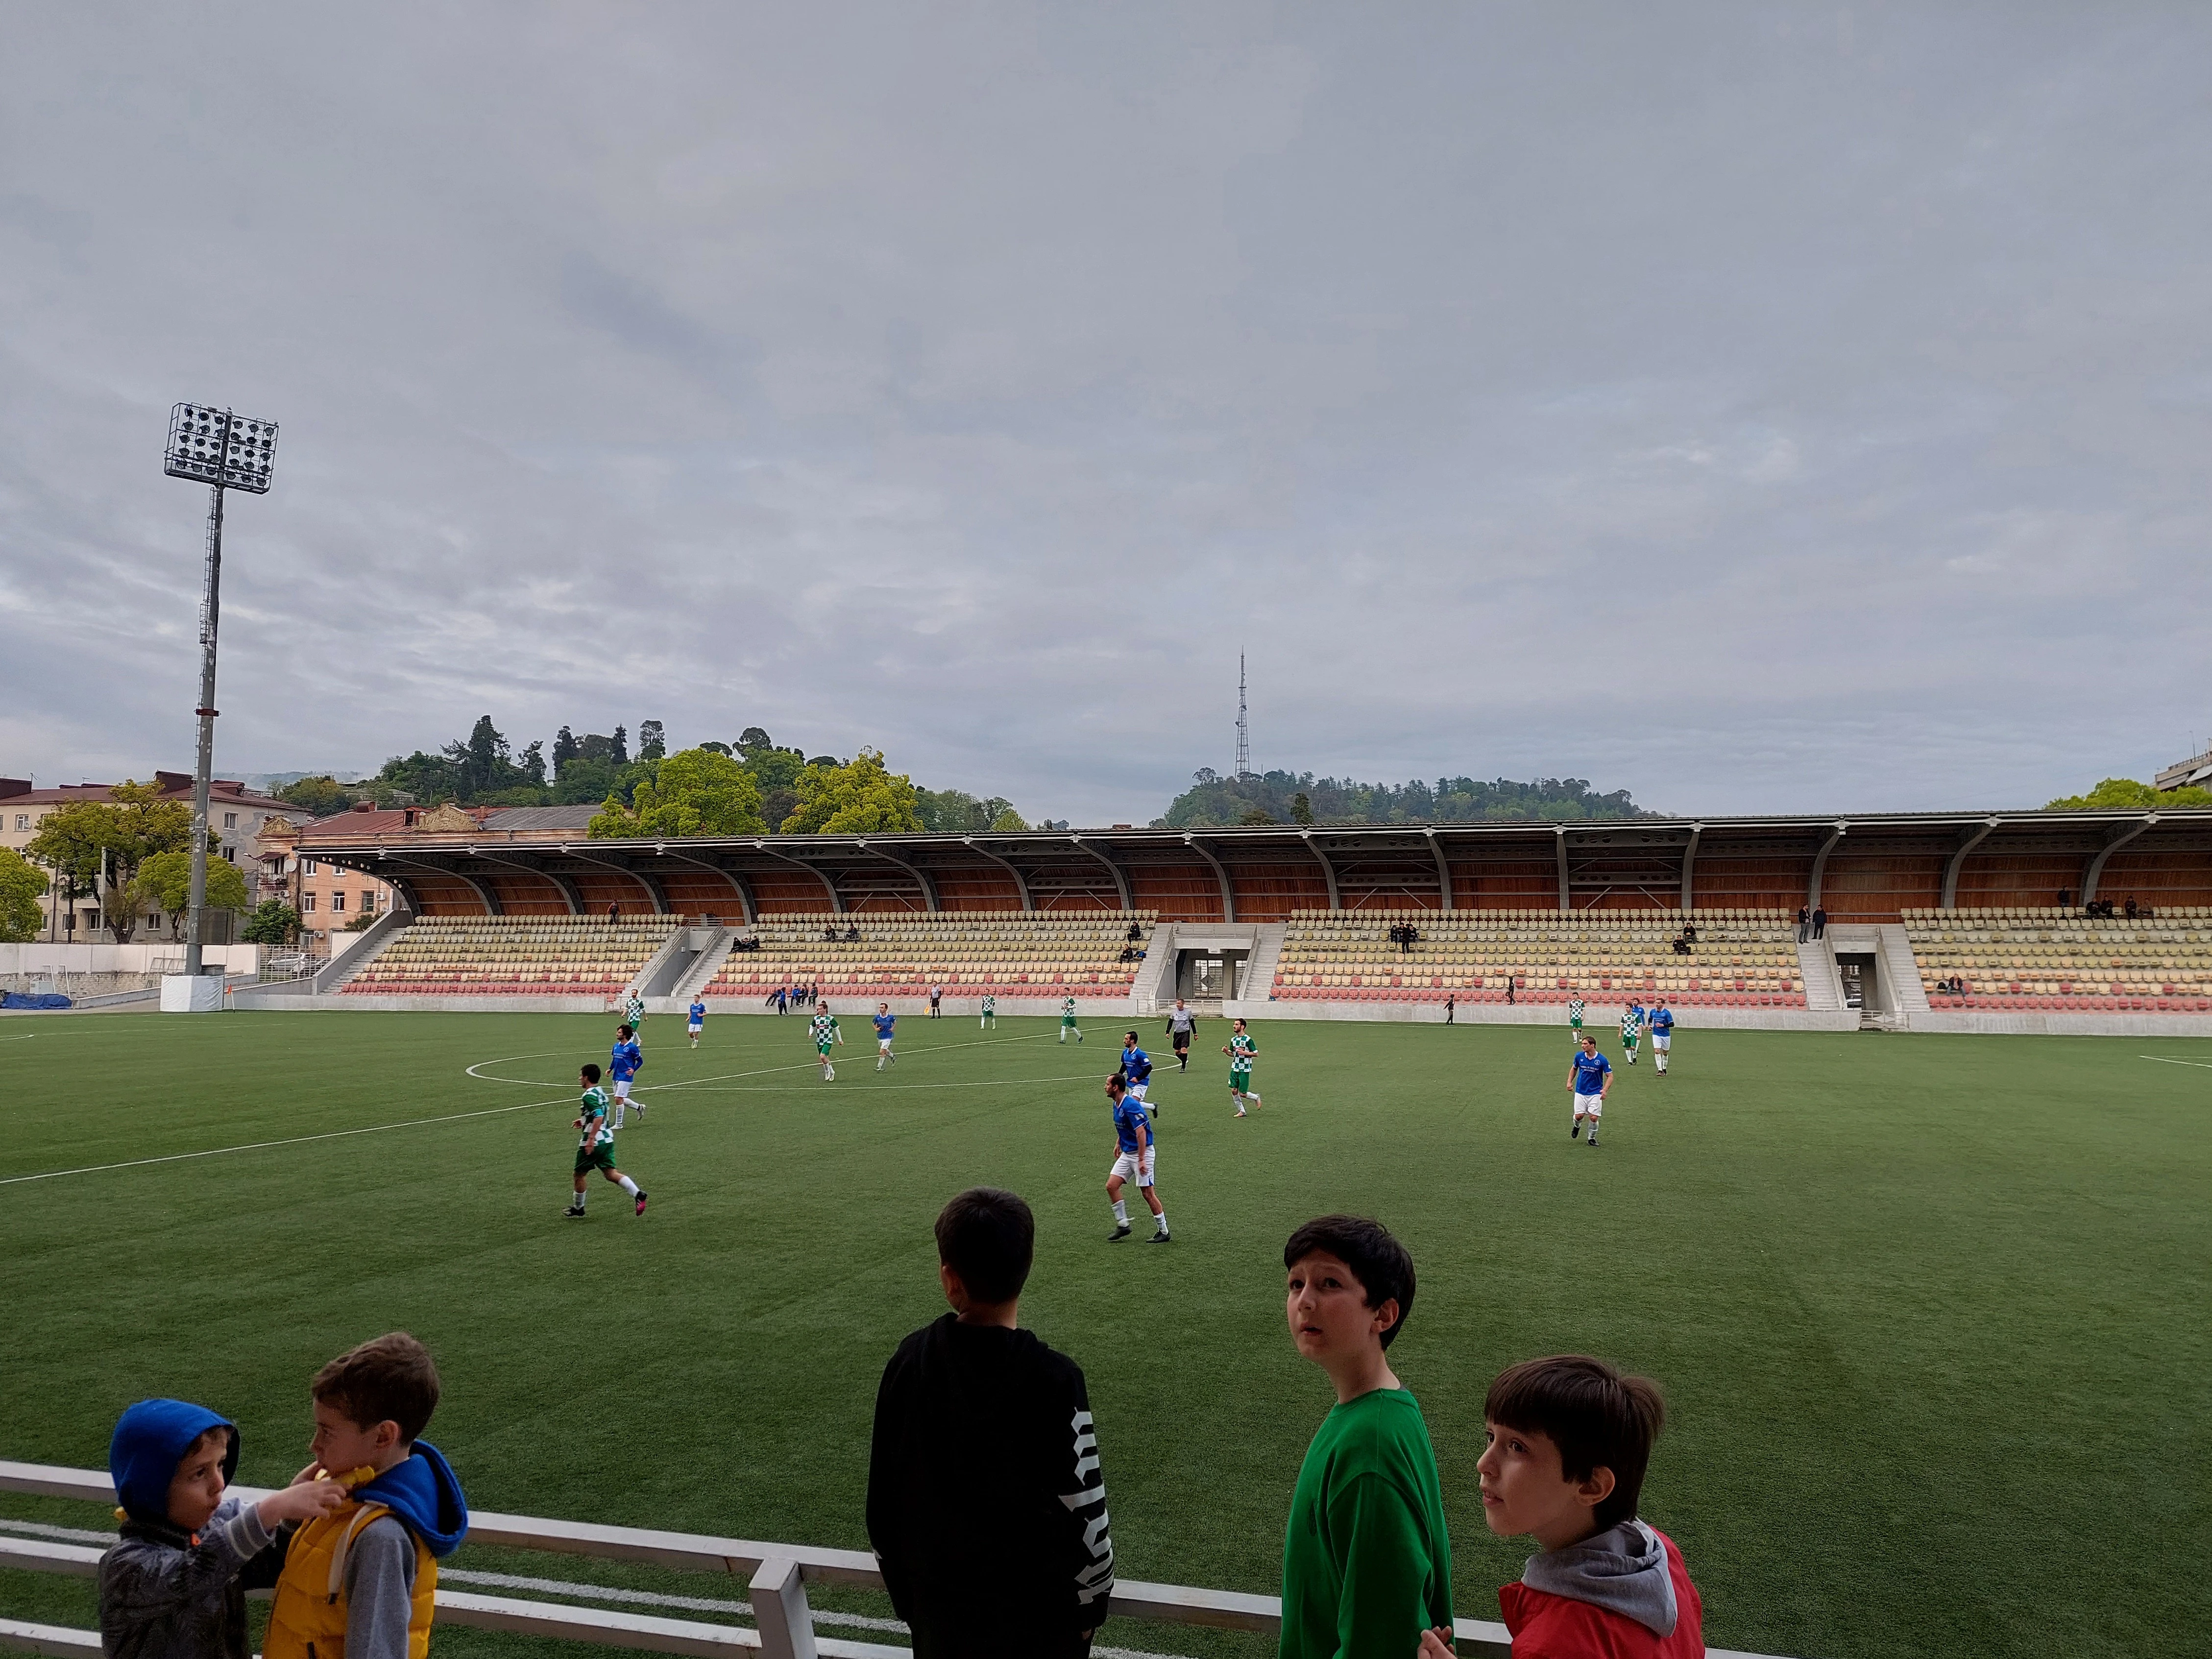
left=163, top=404, right=279, bottom=980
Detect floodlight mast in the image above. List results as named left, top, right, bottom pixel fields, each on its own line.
left=163, top=404, right=278, bottom=982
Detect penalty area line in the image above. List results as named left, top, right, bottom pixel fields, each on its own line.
left=0, top=1094, right=575, bottom=1188
left=2138, top=1054, right=2212, bottom=1069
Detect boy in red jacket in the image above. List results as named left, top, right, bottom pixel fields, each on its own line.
left=1420, top=1354, right=1703, bottom=1658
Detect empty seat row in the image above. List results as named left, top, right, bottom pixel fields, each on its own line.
left=343, top=917, right=683, bottom=995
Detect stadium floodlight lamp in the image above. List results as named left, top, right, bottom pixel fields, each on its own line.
left=164, top=403, right=278, bottom=492
left=163, top=403, right=280, bottom=988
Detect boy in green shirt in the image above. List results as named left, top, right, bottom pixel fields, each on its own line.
left=1278, top=1215, right=1452, bottom=1659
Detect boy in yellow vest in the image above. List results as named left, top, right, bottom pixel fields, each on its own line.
left=265, top=1333, right=470, bottom=1659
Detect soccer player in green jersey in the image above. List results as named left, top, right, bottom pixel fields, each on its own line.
left=1060, top=994, right=1083, bottom=1043
left=1620, top=1002, right=1642, bottom=1065
left=979, top=993, right=997, bottom=1030
left=625, top=989, right=646, bottom=1030
left=1224, top=1018, right=1263, bottom=1117
left=567, top=1064, right=647, bottom=1218
left=1568, top=996, right=1586, bottom=1049
left=810, top=1006, right=843, bottom=1080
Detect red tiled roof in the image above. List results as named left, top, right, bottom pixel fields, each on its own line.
left=2, top=775, right=290, bottom=811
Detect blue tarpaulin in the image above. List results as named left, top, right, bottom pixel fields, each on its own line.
left=0, top=993, right=72, bottom=1010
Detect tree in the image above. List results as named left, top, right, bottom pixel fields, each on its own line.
left=989, top=806, right=1028, bottom=831
left=611, top=725, right=630, bottom=765
left=743, top=744, right=809, bottom=830
left=700, top=741, right=734, bottom=757
left=0, top=848, right=47, bottom=942
left=637, top=720, right=667, bottom=762
left=552, top=756, right=620, bottom=805
left=1156, top=769, right=1649, bottom=829
left=781, top=749, right=924, bottom=834
left=1291, top=792, right=1315, bottom=826
left=737, top=728, right=773, bottom=756
left=553, top=726, right=581, bottom=773
left=137, top=850, right=251, bottom=939
left=2047, top=777, right=2212, bottom=810
left=1240, top=807, right=1274, bottom=825
left=276, top=775, right=352, bottom=815
left=26, top=781, right=194, bottom=940
left=520, top=740, right=547, bottom=787
left=589, top=747, right=766, bottom=839
left=241, top=901, right=301, bottom=946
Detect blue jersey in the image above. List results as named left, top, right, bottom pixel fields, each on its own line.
left=1570, top=1050, right=1611, bottom=1096
left=873, top=1012, right=895, bottom=1039
left=1649, top=1007, right=1674, bottom=1034
left=1120, top=1045, right=1152, bottom=1084
left=610, top=1038, right=643, bottom=1082
left=1112, top=1096, right=1150, bottom=1153
left=688, top=1000, right=705, bottom=1023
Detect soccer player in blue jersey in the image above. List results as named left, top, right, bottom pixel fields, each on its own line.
left=874, top=1002, right=898, bottom=1070
left=1120, top=1031, right=1154, bottom=1107
left=1104, top=1073, right=1168, bottom=1244
left=1568, top=1034, right=1612, bottom=1147
left=610, top=1023, right=645, bottom=1127
left=687, top=996, right=706, bottom=1048
left=1648, top=999, right=1675, bottom=1074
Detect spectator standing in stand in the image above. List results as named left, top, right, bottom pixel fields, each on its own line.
left=1811, top=906, right=1827, bottom=941
left=868, top=1189, right=1114, bottom=1658
left=1796, top=906, right=1810, bottom=943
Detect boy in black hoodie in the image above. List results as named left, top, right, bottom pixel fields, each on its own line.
left=98, top=1400, right=347, bottom=1659
left=867, top=1188, right=1115, bottom=1659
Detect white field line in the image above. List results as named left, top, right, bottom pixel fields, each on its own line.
left=0, top=1094, right=575, bottom=1188
left=465, top=1030, right=1059, bottom=1090
left=0, top=1519, right=112, bottom=1544
left=2138, top=1054, right=2212, bottom=1069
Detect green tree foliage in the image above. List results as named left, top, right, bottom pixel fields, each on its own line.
left=0, top=848, right=48, bottom=942
left=373, top=716, right=551, bottom=806
left=276, top=775, right=353, bottom=816
left=2046, top=777, right=2212, bottom=810
left=588, top=748, right=766, bottom=838
left=241, top=900, right=301, bottom=946
left=135, top=850, right=251, bottom=938
left=637, top=720, right=666, bottom=762
left=552, top=756, right=620, bottom=805
left=1158, top=769, right=1649, bottom=828
left=914, top=788, right=1026, bottom=833
left=780, top=749, right=924, bottom=834
left=25, top=782, right=197, bottom=939
left=552, top=726, right=581, bottom=772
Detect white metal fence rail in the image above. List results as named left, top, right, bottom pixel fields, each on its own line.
left=0, top=1461, right=1786, bottom=1659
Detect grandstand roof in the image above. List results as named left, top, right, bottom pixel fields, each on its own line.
left=300, top=807, right=2212, bottom=925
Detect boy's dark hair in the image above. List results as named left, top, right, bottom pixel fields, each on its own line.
left=934, top=1187, right=1035, bottom=1305
left=1283, top=1216, right=1416, bottom=1349
left=1485, top=1355, right=1665, bottom=1532
left=312, top=1332, right=441, bottom=1443
left=582, top=1063, right=602, bottom=1083
left=617, top=1024, right=633, bottom=1037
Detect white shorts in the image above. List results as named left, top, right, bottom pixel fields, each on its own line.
left=1574, top=1092, right=1603, bottom=1117
left=613, top=1081, right=632, bottom=1099
left=1128, top=1080, right=1149, bottom=1100
left=1109, top=1148, right=1156, bottom=1187
left=688, top=1020, right=703, bottom=1033
left=878, top=1037, right=893, bottom=1051
left=1653, top=1033, right=1671, bottom=1050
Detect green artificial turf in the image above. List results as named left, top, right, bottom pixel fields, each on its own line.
left=0, top=1009, right=2205, bottom=1659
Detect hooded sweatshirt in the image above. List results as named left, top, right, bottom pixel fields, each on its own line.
left=297, top=1443, right=470, bottom=1659
left=99, top=1400, right=283, bottom=1659
left=1498, top=1520, right=1703, bottom=1659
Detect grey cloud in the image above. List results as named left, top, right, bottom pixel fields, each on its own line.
left=3, top=3, right=2210, bottom=817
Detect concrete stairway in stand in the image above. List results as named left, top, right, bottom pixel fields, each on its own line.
left=1796, top=938, right=1845, bottom=1012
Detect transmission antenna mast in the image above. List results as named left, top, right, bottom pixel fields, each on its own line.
left=1236, top=654, right=1251, bottom=780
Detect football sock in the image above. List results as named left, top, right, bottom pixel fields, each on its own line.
left=1112, top=1200, right=1128, bottom=1225
left=573, top=1190, right=585, bottom=1209
left=1153, top=1211, right=1167, bottom=1232
left=617, top=1175, right=640, bottom=1197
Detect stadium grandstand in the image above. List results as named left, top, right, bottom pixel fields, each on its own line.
left=249, top=806, right=2212, bottom=1031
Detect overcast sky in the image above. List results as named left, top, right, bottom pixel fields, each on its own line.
left=4, top=4, right=2209, bottom=823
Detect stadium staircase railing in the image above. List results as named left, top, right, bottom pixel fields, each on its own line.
left=0, top=1460, right=1799, bottom=1659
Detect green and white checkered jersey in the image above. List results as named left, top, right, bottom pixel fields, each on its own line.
left=1621, top=1011, right=1640, bottom=1042
left=1062, top=996, right=1077, bottom=1018
left=625, top=994, right=645, bottom=1022
left=810, top=1012, right=839, bottom=1045
left=578, top=1085, right=614, bottom=1146
left=1568, top=998, right=1585, bottom=1024
left=982, top=995, right=997, bottom=1012
left=1229, top=1031, right=1257, bottom=1070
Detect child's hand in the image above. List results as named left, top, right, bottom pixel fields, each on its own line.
left=290, top=1461, right=322, bottom=1486
left=1416, top=1628, right=1457, bottom=1658
left=258, top=1476, right=349, bottom=1527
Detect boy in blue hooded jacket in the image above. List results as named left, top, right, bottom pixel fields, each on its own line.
left=264, top=1332, right=470, bottom=1659
left=98, top=1399, right=348, bottom=1659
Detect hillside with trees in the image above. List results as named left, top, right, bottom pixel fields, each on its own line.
left=1157, top=768, right=1650, bottom=828
left=2046, top=777, right=2212, bottom=809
